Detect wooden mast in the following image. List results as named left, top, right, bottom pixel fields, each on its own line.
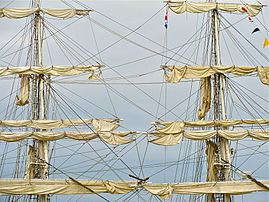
left=211, top=0, right=231, bottom=201
left=30, top=0, right=49, bottom=201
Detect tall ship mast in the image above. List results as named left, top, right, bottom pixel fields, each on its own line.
left=0, top=0, right=268, bottom=201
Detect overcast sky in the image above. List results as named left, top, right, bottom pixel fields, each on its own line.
left=0, top=1, right=268, bottom=201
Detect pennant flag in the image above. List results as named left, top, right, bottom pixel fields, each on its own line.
left=263, top=38, right=269, bottom=48
left=242, top=7, right=253, bottom=22
left=252, top=28, right=260, bottom=34
left=164, top=8, right=168, bottom=29
left=248, top=17, right=253, bottom=22
left=242, top=7, right=248, bottom=13
left=164, top=10, right=168, bottom=21
left=164, top=22, right=168, bottom=29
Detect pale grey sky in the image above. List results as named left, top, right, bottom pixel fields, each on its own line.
left=0, top=1, right=268, bottom=201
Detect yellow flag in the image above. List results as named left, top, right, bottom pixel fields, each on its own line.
left=263, top=38, right=269, bottom=48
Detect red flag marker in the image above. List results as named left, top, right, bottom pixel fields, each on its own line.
left=164, top=9, right=168, bottom=21
left=242, top=7, right=248, bottom=13
left=164, top=8, right=168, bottom=29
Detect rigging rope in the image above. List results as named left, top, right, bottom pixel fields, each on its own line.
left=49, top=85, right=140, bottom=178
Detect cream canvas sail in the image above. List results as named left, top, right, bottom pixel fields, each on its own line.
left=0, top=0, right=268, bottom=201
left=167, top=1, right=263, bottom=16
left=0, top=8, right=92, bottom=19
left=0, top=179, right=268, bottom=199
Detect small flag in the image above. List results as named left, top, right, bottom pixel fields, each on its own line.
left=164, top=8, right=168, bottom=29
left=164, top=22, right=168, bottom=29
left=248, top=17, right=253, bottom=22
left=263, top=38, right=269, bottom=48
left=164, top=10, right=168, bottom=21
left=242, top=7, right=248, bottom=13
left=252, top=28, right=260, bottom=34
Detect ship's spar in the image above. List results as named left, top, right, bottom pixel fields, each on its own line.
left=0, top=1, right=268, bottom=202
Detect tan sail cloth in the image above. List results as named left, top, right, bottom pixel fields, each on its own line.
left=0, top=8, right=92, bottom=19
left=0, top=119, right=134, bottom=145
left=162, top=65, right=269, bottom=85
left=0, top=131, right=135, bottom=144
left=258, top=66, right=269, bottom=85
left=155, top=121, right=185, bottom=134
left=0, top=179, right=136, bottom=195
left=149, top=133, right=183, bottom=145
left=24, top=146, right=36, bottom=179
left=98, top=132, right=135, bottom=145
left=16, top=75, right=30, bottom=106
left=144, top=180, right=269, bottom=199
left=0, top=65, right=102, bottom=79
left=92, top=119, right=134, bottom=145
left=154, top=119, right=269, bottom=130
left=0, top=179, right=268, bottom=199
left=149, top=130, right=269, bottom=145
left=198, top=77, right=211, bottom=120
left=92, top=119, right=119, bottom=131
left=0, top=119, right=95, bottom=129
left=206, top=141, right=218, bottom=182
left=11, top=66, right=102, bottom=106
left=168, top=2, right=263, bottom=17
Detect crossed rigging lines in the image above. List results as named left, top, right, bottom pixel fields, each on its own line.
left=0, top=1, right=268, bottom=201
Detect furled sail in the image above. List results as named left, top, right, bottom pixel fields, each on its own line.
left=162, top=65, right=268, bottom=119
left=0, top=65, right=103, bottom=106
left=0, top=131, right=135, bottom=144
left=0, top=179, right=268, bottom=199
left=148, top=130, right=269, bottom=146
left=205, top=141, right=218, bottom=201
left=206, top=141, right=218, bottom=180
left=15, top=75, right=30, bottom=106
left=198, top=77, right=211, bottom=120
left=166, top=1, right=263, bottom=17
left=92, top=119, right=135, bottom=145
left=149, top=119, right=269, bottom=145
left=144, top=180, right=269, bottom=199
left=0, top=119, right=135, bottom=145
left=162, top=65, right=269, bottom=85
left=0, top=8, right=92, bottom=19
left=0, top=65, right=103, bottom=78
left=153, top=119, right=269, bottom=128
left=0, top=119, right=115, bottom=129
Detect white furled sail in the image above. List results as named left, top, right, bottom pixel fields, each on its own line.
left=10, top=65, right=102, bottom=106
left=162, top=65, right=269, bottom=119
left=1, top=0, right=268, bottom=201
left=15, top=75, right=30, bottom=106
left=148, top=130, right=269, bottom=146
left=0, top=119, right=92, bottom=129
left=153, top=119, right=269, bottom=129
left=8, top=65, right=102, bottom=106
left=0, top=65, right=103, bottom=78
left=0, top=8, right=101, bottom=106
left=0, top=8, right=92, bottom=19
left=0, top=179, right=268, bottom=199
left=144, top=180, right=269, bottom=199
left=166, top=1, right=263, bottom=16
left=0, top=119, right=135, bottom=145
left=0, top=119, right=117, bottom=129
left=198, top=77, right=211, bottom=120
left=149, top=119, right=269, bottom=145
left=0, top=131, right=135, bottom=145
left=162, top=65, right=269, bottom=85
